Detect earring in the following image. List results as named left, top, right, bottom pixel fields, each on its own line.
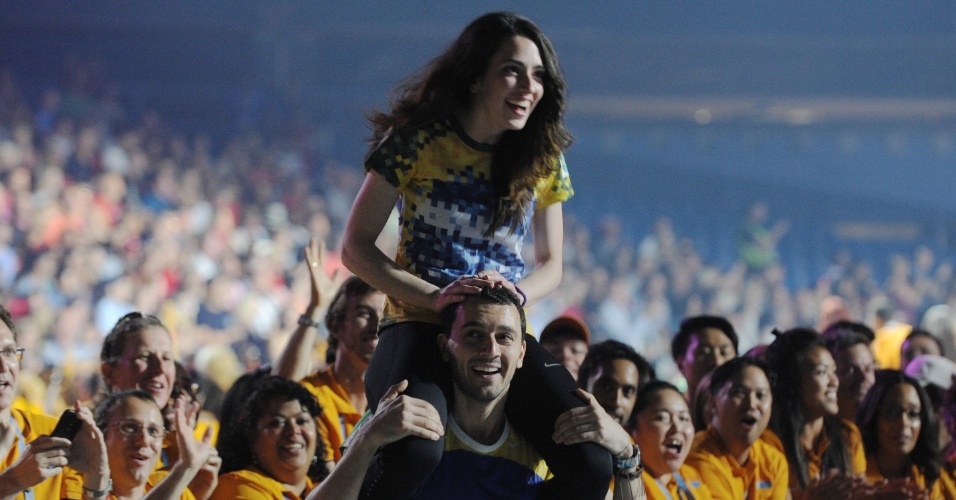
left=312, top=455, right=319, bottom=466
left=470, top=83, right=479, bottom=93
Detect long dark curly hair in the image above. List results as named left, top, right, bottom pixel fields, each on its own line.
left=367, top=11, right=572, bottom=235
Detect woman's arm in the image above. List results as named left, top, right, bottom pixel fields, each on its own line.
left=515, top=202, right=564, bottom=305
left=341, top=172, right=484, bottom=313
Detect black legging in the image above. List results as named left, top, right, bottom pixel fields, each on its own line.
left=360, top=322, right=612, bottom=499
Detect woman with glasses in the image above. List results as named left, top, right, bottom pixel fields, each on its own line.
left=212, top=375, right=324, bottom=500
left=63, top=389, right=217, bottom=500
left=856, top=369, right=956, bottom=498
left=99, top=312, right=221, bottom=499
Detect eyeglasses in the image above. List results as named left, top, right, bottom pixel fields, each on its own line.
left=879, top=407, right=922, bottom=423
left=0, top=347, right=25, bottom=363
left=110, top=421, right=167, bottom=440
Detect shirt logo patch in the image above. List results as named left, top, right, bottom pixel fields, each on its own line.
left=757, top=480, right=773, bottom=489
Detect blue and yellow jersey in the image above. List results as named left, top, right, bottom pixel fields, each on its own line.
left=366, top=119, right=572, bottom=326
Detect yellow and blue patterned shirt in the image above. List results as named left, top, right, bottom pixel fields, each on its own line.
left=366, top=119, right=573, bottom=326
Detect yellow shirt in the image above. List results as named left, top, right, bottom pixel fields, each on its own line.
left=864, top=456, right=950, bottom=499
left=872, top=322, right=912, bottom=370
left=211, top=468, right=314, bottom=500
left=642, top=464, right=713, bottom=500
left=936, top=466, right=956, bottom=500
left=62, top=470, right=197, bottom=499
left=1, top=408, right=80, bottom=500
left=687, top=427, right=789, bottom=500
left=300, top=366, right=361, bottom=463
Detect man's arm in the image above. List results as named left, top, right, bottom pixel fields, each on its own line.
left=305, top=380, right=443, bottom=500
left=553, top=389, right=647, bottom=500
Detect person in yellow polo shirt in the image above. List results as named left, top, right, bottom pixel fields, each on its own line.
left=687, top=357, right=788, bottom=499
left=856, top=369, right=954, bottom=499
left=213, top=376, right=323, bottom=500
left=0, top=304, right=107, bottom=500
left=631, top=380, right=712, bottom=500
left=274, top=239, right=384, bottom=470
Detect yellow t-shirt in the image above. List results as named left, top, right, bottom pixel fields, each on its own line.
left=872, top=322, right=912, bottom=370
left=1, top=408, right=80, bottom=500
left=642, top=464, right=713, bottom=500
left=210, top=468, right=314, bottom=500
left=864, top=455, right=954, bottom=499
left=686, top=427, right=789, bottom=500
left=62, top=470, right=197, bottom=499
left=772, top=419, right=866, bottom=493
left=300, top=366, right=360, bottom=463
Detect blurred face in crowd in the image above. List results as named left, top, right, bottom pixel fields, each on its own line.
left=900, top=335, right=941, bottom=371
left=0, top=323, right=19, bottom=414
left=541, top=334, right=588, bottom=381
left=876, top=382, right=922, bottom=459
left=104, top=396, right=165, bottom=493
left=333, top=291, right=385, bottom=365
left=584, top=359, right=639, bottom=425
left=102, top=327, right=176, bottom=409
left=678, top=328, right=736, bottom=398
left=799, top=346, right=839, bottom=419
left=251, top=398, right=318, bottom=487
left=835, top=342, right=876, bottom=415
left=711, top=365, right=772, bottom=463
left=633, top=388, right=694, bottom=477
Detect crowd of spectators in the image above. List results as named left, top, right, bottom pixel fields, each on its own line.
left=2, top=59, right=956, bottom=414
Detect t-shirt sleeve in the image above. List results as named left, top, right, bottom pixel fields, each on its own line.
left=364, top=128, right=421, bottom=191
left=209, top=473, right=277, bottom=500
left=534, top=153, right=573, bottom=209
left=843, top=420, right=867, bottom=476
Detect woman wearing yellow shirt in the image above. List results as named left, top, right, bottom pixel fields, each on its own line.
left=212, top=376, right=323, bottom=500
left=764, top=327, right=866, bottom=498
left=856, top=369, right=956, bottom=498
left=687, top=357, right=789, bottom=499
left=632, top=380, right=712, bottom=500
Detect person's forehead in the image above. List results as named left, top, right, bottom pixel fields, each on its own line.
left=599, top=358, right=639, bottom=384
left=124, top=327, right=172, bottom=350
left=348, top=291, right=385, bottom=309
left=693, top=328, right=732, bottom=346
left=113, top=397, right=162, bottom=422
left=455, top=300, right=520, bottom=329
left=0, top=323, right=14, bottom=345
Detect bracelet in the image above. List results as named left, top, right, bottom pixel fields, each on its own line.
left=614, top=464, right=644, bottom=480
left=514, top=286, right=527, bottom=307
left=83, top=478, right=112, bottom=499
left=298, top=314, right=321, bottom=329
left=614, top=443, right=641, bottom=471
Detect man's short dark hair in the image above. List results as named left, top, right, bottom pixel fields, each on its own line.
left=0, top=304, right=16, bottom=341
left=904, top=328, right=945, bottom=357
left=578, top=340, right=654, bottom=393
left=440, top=286, right=526, bottom=335
left=671, top=315, right=738, bottom=362
left=822, top=320, right=875, bottom=344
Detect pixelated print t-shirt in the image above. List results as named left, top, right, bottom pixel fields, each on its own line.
left=366, top=119, right=572, bottom=326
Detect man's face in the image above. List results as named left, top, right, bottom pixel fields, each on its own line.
left=541, top=334, right=588, bottom=381
left=678, top=328, right=736, bottom=395
left=439, top=299, right=526, bottom=405
left=332, top=291, right=385, bottom=365
left=585, top=358, right=639, bottom=425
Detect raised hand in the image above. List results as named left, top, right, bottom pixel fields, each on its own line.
left=68, top=403, right=110, bottom=492
left=0, top=435, right=71, bottom=494
left=305, top=237, right=342, bottom=311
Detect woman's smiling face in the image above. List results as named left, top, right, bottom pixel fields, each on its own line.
left=633, top=388, right=694, bottom=476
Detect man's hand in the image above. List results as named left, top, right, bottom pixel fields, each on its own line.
left=305, top=237, right=342, bottom=311
left=0, top=435, right=71, bottom=495
left=358, top=380, right=444, bottom=450
left=68, top=403, right=110, bottom=491
left=553, top=388, right=632, bottom=458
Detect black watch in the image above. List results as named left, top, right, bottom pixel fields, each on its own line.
left=614, top=444, right=642, bottom=471
left=297, top=314, right=321, bottom=329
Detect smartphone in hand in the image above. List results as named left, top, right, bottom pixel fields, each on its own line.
left=51, top=409, right=82, bottom=440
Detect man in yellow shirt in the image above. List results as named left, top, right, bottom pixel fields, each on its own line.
left=687, top=357, right=789, bottom=500
left=0, top=304, right=107, bottom=499
left=274, top=257, right=385, bottom=467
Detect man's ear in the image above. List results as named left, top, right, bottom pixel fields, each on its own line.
left=516, top=340, right=526, bottom=369
left=437, top=334, right=450, bottom=362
